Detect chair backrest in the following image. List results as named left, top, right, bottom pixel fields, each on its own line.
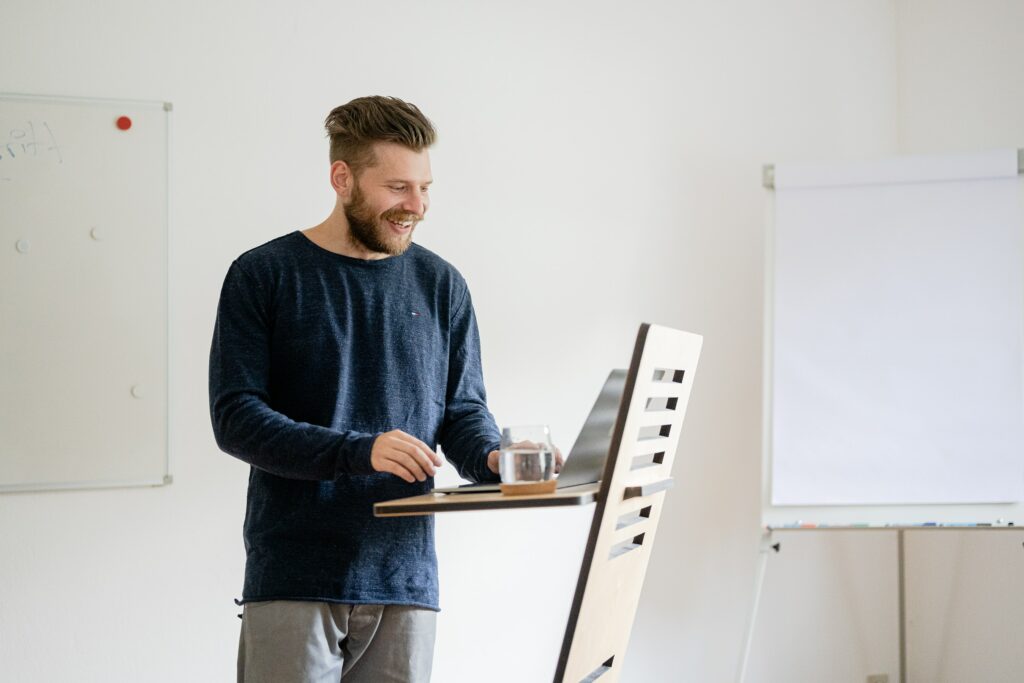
left=554, top=323, right=703, bottom=683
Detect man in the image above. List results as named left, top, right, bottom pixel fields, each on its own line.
left=209, top=96, right=504, bottom=683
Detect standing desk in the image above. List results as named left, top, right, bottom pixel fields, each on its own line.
left=375, top=324, right=703, bottom=683
left=375, top=482, right=599, bottom=516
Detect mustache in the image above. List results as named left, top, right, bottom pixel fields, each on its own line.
left=381, top=209, right=423, bottom=224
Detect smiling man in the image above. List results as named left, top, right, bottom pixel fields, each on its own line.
left=209, top=96, right=502, bottom=682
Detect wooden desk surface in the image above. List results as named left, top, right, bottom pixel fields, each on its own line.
left=374, top=482, right=601, bottom=517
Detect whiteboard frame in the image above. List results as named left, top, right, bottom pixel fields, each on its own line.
left=761, top=150, right=1024, bottom=528
left=0, top=92, right=173, bottom=493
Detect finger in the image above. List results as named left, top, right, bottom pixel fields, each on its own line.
left=393, top=443, right=436, bottom=478
left=395, top=432, right=444, bottom=467
left=384, top=459, right=416, bottom=483
left=408, top=441, right=442, bottom=471
left=375, top=439, right=422, bottom=481
left=390, top=449, right=431, bottom=481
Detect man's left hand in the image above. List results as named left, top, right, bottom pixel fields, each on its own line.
left=486, top=445, right=564, bottom=475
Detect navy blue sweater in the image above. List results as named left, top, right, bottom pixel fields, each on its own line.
left=209, top=231, right=500, bottom=610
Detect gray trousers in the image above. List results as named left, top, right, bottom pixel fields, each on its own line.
left=237, top=601, right=436, bottom=683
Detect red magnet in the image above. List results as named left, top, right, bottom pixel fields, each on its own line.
left=116, top=116, right=132, bottom=131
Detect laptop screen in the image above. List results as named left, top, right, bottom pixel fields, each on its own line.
left=555, top=369, right=627, bottom=488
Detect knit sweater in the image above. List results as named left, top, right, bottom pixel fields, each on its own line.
left=209, top=231, right=500, bottom=609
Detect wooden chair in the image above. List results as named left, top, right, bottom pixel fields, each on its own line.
left=554, top=323, right=703, bottom=682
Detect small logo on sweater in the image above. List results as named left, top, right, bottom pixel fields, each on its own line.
left=411, top=311, right=421, bottom=317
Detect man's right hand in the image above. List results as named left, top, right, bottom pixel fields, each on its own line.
left=370, top=430, right=443, bottom=483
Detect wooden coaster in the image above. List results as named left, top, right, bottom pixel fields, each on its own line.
left=500, top=480, right=557, bottom=496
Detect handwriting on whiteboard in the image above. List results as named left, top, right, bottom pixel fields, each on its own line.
left=1, top=121, right=64, bottom=165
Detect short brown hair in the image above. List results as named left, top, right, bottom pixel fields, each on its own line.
left=324, top=96, right=436, bottom=175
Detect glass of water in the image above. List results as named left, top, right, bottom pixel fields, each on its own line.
left=499, top=425, right=556, bottom=485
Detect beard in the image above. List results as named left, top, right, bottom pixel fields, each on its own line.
left=344, top=182, right=420, bottom=256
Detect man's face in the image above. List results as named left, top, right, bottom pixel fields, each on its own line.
left=344, top=142, right=432, bottom=256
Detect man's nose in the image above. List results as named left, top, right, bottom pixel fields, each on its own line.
left=401, top=191, right=427, bottom=217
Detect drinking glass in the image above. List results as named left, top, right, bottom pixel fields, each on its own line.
left=499, top=425, right=556, bottom=485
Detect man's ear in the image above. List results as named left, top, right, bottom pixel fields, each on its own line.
left=330, top=160, right=354, bottom=198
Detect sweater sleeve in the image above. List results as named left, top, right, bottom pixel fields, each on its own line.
left=438, top=287, right=501, bottom=483
left=208, top=261, right=377, bottom=480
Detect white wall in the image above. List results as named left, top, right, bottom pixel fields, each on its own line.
left=0, top=1, right=908, bottom=681
left=896, top=2, right=1024, bottom=681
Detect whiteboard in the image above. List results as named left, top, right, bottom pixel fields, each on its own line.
left=763, top=149, right=1024, bottom=527
left=0, top=93, right=170, bottom=492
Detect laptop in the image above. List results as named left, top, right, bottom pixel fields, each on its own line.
left=433, top=369, right=627, bottom=494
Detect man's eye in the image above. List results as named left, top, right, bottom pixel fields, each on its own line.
left=389, top=185, right=405, bottom=192
left=420, top=186, right=430, bottom=193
